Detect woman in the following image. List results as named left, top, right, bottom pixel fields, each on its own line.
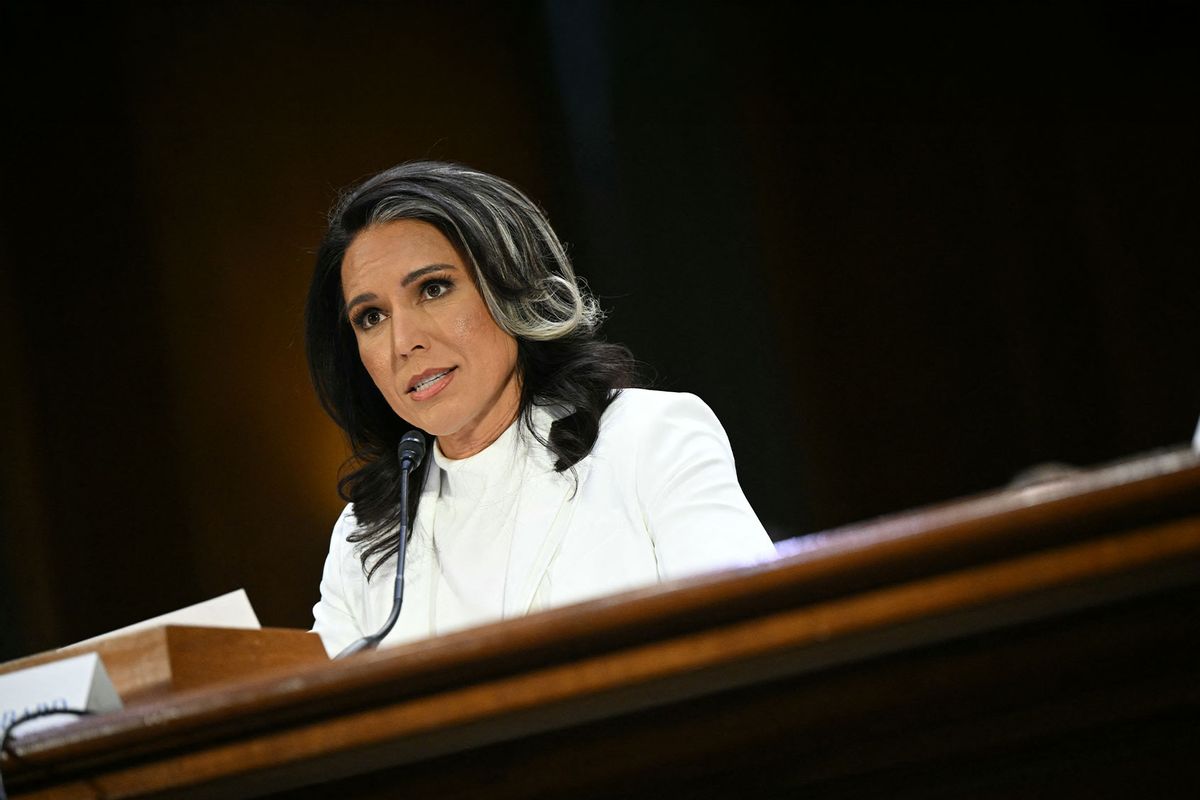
left=307, top=161, right=775, bottom=655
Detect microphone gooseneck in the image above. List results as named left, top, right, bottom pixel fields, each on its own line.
left=334, top=430, right=426, bottom=660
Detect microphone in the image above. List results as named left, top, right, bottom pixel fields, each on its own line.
left=397, top=429, right=427, bottom=471
left=335, top=430, right=427, bottom=659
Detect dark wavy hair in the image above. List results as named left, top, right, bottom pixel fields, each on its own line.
left=306, top=161, right=636, bottom=578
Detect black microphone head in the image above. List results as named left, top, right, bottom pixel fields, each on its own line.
left=397, top=430, right=427, bottom=470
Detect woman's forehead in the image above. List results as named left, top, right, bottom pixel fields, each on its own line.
left=342, top=221, right=462, bottom=285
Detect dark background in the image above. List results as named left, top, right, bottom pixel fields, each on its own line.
left=2, top=1, right=1197, bottom=662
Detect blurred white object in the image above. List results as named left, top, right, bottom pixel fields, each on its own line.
left=0, top=653, right=122, bottom=737
left=1193, top=415, right=1200, bottom=452
left=70, top=589, right=260, bottom=647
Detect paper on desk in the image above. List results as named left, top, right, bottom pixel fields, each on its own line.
left=69, top=589, right=261, bottom=648
left=0, top=653, right=122, bottom=737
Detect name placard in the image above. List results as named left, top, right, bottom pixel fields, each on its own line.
left=0, top=652, right=122, bottom=738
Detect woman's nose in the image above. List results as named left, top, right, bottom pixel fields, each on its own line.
left=390, top=313, right=427, bottom=360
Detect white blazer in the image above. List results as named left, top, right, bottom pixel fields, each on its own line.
left=312, top=389, right=777, bottom=655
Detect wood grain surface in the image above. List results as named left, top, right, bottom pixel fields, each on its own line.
left=4, top=447, right=1198, bottom=798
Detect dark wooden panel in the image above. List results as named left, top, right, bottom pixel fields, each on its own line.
left=4, top=448, right=1198, bottom=798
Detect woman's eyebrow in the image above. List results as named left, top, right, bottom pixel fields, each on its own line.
left=344, top=292, right=377, bottom=313
left=344, top=264, right=459, bottom=312
left=400, top=263, right=457, bottom=287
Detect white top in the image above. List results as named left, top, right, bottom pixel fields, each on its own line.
left=424, top=417, right=526, bottom=636
left=313, top=389, right=778, bottom=655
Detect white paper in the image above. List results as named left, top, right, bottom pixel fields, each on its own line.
left=70, top=589, right=261, bottom=647
left=0, top=653, right=122, bottom=737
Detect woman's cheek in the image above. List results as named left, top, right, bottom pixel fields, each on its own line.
left=359, top=342, right=391, bottom=393
left=454, top=309, right=474, bottom=337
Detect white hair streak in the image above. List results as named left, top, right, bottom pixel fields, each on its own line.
left=366, top=174, right=604, bottom=343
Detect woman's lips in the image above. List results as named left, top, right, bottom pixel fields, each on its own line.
left=407, top=367, right=457, bottom=400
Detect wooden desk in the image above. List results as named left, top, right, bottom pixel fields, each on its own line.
left=5, top=448, right=1200, bottom=798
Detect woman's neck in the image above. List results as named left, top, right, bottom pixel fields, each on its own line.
left=436, top=382, right=522, bottom=459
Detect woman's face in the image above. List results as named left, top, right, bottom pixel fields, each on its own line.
left=341, top=220, right=520, bottom=459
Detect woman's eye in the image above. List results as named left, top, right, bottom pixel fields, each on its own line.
left=356, top=309, right=386, bottom=330
left=421, top=279, right=452, bottom=300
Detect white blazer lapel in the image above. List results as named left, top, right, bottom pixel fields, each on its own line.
left=502, top=409, right=592, bottom=616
